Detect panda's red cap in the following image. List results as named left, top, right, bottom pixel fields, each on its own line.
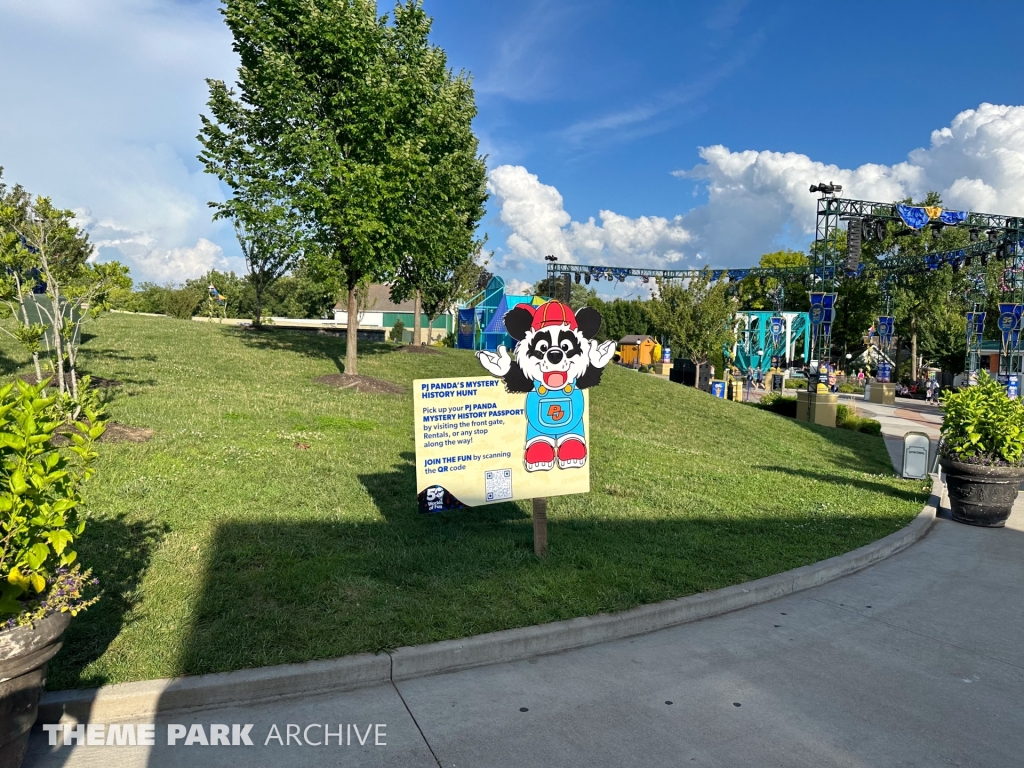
left=530, top=300, right=577, bottom=331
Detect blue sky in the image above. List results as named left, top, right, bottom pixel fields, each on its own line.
left=2, top=1, right=1024, bottom=294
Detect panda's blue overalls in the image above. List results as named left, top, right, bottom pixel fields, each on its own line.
left=525, top=379, right=585, bottom=444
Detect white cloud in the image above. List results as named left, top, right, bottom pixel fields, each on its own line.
left=0, top=0, right=238, bottom=283
left=489, top=103, right=1024, bottom=276
left=502, top=278, right=536, bottom=296
left=487, top=165, right=692, bottom=269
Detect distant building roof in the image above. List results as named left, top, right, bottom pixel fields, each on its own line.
left=619, top=335, right=655, bottom=344
left=334, top=284, right=416, bottom=313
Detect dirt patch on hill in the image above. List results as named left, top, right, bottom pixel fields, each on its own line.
left=315, top=374, right=405, bottom=395
left=394, top=344, right=442, bottom=355
left=20, top=373, right=122, bottom=389
left=52, top=421, right=153, bottom=446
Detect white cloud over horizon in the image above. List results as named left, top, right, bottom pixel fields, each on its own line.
left=0, top=0, right=240, bottom=284
left=488, top=103, right=1024, bottom=277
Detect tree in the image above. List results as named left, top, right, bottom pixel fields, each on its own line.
left=419, top=250, right=487, bottom=343
left=736, top=249, right=810, bottom=312
left=581, top=296, right=654, bottom=342
left=648, top=270, right=737, bottom=384
left=385, top=2, right=487, bottom=346
left=884, top=193, right=971, bottom=379
left=200, top=0, right=484, bottom=375
left=0, top=192, right=131, bottom=401
left=233, top=212, right=305, bottom=328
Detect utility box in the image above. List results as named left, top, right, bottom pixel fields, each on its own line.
left=796, top=391, right=838, bottom=428
left=902, top=432, right=931, bottom=479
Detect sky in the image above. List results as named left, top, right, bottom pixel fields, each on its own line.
left=2, top=1, right=1024, bottom=297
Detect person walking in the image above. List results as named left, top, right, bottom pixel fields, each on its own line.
left=857, top=368, right=865, bottom=387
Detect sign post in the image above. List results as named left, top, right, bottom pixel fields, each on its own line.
left=414, top=300, right=615, bottom=560
left=532, top=498, right=548, bottom=557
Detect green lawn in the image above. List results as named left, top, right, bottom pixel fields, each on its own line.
left=0, top=313, right=930, bottom=689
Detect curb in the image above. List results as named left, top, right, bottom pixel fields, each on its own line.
left=40, top=476, right=941, bottom=723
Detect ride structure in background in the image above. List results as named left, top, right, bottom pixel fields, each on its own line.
left=538, top=188, right=1024, bottom=382
left=810, top=184, right=1024, bottom=379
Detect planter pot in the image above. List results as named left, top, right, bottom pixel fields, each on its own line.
left=940, top=457, right=1024, bottom=528
left=0, top=611, right=70, bottom=768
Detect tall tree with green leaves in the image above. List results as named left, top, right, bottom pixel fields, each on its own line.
left=649, top=270, right=737, bottom=384
left=200, top=0, right=485, bottom=370
left=385, top=2, right=488, bottom=345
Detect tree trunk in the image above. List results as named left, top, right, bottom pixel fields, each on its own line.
left=345, top=280, right=358, bottom=376
left=49, top=293, right=66, bottom=396
left=17, top=292, right=44, bottom=387
left=413, top=289, right=423, bottom=345
left=911, top=318, right=918, bottom=382
left=253, top=284, right=263, bottom=329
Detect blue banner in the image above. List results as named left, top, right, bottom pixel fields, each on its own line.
left=769, top=316, right=784, bottom=351
left=457, top=308, right=476, bottom=349
left=997, top=303, right=1021, bottom=357
left=877, top=316, right=894, bottom=346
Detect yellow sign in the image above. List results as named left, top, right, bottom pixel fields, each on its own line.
left=414, top=376, right=590, bottom=513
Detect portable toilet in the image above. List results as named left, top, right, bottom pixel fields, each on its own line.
left=619, top=335, right=657, bottom=367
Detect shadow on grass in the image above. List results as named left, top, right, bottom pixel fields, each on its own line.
left=753, top=465, right=926, bottom=503
left=46, top=516, right=168, bottom=690
left=146, top=454, right=925, bottom=683
left=234, top=328, right=396, bottom=374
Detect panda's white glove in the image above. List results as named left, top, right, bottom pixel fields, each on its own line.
left=477, top=346, right=512, bottom=377
left=589, top=339, right=616, bottom=369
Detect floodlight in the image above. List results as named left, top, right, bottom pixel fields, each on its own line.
left=584, top=272, right=591, bottom=285
left=574, top=273, right=581, bottom=284
left=969, top=229, right=980, bottom=242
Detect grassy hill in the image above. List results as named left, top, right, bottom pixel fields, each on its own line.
left=0, top=313, right=930, bottom=689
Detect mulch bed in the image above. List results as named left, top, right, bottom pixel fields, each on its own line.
left=394, top=344, right=442, bottom=355
left=315, top=374, right=405, bottom=395
left=21, top=373, right=123, bottom=388
left=52, top=421, right=153, bottom=446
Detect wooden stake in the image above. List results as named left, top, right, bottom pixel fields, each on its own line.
left=532, top=497, right=548, bottom=558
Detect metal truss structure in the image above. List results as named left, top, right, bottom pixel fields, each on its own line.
left=812, top=193, right=1024, bottom=377
left=542, top=194, right=1024, bottom=380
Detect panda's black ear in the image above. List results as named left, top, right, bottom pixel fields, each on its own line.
left=504, top=306, right=535, bottom=341
left=575, top=307, right=603, bottom=340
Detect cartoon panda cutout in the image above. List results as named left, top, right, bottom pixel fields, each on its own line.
left=477, top=301, right=616, bottom=472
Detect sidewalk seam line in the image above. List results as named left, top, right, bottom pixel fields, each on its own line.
left=387, top=675, right=440, bottom=765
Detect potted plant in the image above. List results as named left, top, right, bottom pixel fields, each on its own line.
left=0, top=379, right=104, bottom=768
left=938, top=370, right=1024, bottom=527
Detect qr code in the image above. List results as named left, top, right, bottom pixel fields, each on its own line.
left=485, top=468, right=513, bottom=502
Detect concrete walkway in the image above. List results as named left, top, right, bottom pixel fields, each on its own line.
left=26, top=490, right=1024, bottom=768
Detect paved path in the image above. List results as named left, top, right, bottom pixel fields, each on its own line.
left=28, top=394, right=1024, bottom=768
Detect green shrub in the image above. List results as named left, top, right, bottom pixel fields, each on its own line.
left=836, top=403, right=881, bottom=435
left=940, top=370, right=1024, bottom=466
left=838, top=383, right=856, bottom=393
left=163, top=288, right=203, bottom=320
left=756, top=393, right=797, bottom=418
left=0, top=379, right=105, bottom=622
left=389, top=318, right=406, bottom=343
left=784, top=378, right=804, bottom=389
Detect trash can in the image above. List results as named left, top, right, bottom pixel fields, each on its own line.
left=902, top=432, right=931, bottom=479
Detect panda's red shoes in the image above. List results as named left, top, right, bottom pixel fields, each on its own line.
left=524, top=439, right=556, bottom=472
left=557, top=438, right=587, bottom=469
